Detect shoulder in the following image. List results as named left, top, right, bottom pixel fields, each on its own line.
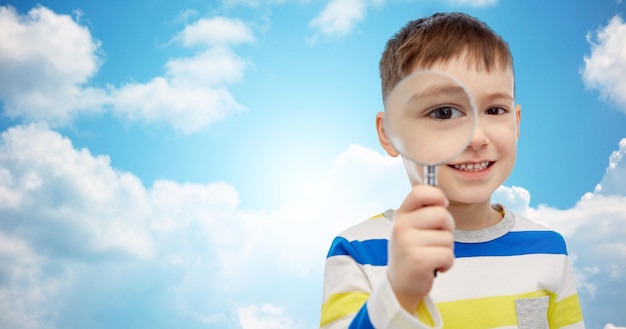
left=506, top=209, right=569, bottom=255
left=326, top=211, right=393, bottom=266
left=509, top=210, right=554, bottom=231
left=336, top=210, right=394, bottom=241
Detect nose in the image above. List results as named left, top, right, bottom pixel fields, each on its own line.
left=468, top=119, right=489, bottom=150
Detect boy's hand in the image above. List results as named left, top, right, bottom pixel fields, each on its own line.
left=387, top=185, right=455, bottom=313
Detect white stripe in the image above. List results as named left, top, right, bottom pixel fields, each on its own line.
left=325, top=254, right=577, bottom=306
left=322, top=255, right=374, bottom=301
left=432, top=253, right=576, bottom=302
left=510, top=213, right=552, bottom=231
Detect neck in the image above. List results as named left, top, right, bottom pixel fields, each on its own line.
left=448, top=200, right=503, bottom=231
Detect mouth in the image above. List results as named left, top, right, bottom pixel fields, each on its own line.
left=448, top=161, right=494, bottom=172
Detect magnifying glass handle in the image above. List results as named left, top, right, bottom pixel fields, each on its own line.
left=424, top=165, right=438, bottom=186
left=425, top=165, right=439, bottom=277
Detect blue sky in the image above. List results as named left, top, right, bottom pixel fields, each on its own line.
left=0, top=0, right=625, bottom=328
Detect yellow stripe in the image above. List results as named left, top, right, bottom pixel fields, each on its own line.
left=437, top=290, right=554, bottom=328
left=320, top=292, right=369, bottom=327
left=550, top=294, right=583, bottom=328
left=369, top=213, right=385, bottom=219
left=320, top=290, right=582, bottom=328
left=416, top=300, right=435, bottom=326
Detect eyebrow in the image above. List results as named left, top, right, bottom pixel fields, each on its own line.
left=410, top=87, right=514, bottom=105
left=406, top=84, right=471, bottom=107
left=413, top=84, right=469, bottom=99
left=486, top=92, right=514, bottom=102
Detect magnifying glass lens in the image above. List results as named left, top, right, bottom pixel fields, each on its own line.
left=384, top=70, right=477, bottom=184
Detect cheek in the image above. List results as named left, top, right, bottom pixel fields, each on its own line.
left=492, top=120, right=519, bottom=149
left=496, top=133, right=518, bottom=172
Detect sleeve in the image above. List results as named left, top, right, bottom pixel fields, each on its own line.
left=320, top=236, right=443, bottom=329
left=547, top=234, right=585, bottom=329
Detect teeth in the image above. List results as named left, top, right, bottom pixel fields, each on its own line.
left=453, top=161, right=490, bottom=172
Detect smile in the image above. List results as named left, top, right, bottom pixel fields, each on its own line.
left=451, top=161, right=492, bottom=172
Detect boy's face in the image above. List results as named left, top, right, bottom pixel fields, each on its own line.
left=378, top=54, right=521, bottom=205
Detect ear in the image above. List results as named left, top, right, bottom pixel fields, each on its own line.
left=376, top=112, right=400, bottom=157
left=515, top=104, right=522, bottom=140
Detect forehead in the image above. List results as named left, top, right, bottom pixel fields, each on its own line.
left=412, top=56, right=515, bottom=101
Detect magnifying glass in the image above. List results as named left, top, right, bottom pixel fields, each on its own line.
left=384, top=70, right=478, bottom=186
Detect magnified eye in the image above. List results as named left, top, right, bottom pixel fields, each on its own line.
left=428, top=106, right=464, bottom=120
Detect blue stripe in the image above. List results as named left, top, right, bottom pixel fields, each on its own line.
left=326, top=237, right=388, bottom=266
left=454, top=230, right=568, bottom=258
left=349, top=303, right=375, bottom=329
left=327, top=231, right=567, bottom=265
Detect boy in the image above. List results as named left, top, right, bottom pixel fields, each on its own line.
left=319, top=12, right=584, bottom=329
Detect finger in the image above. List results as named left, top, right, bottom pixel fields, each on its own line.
left=413, top=229, right=455, bottom=248
left=394, top=245, right=454, bottom=279
left=419, top=246, right=455, bottom=274
left=433, top=248, right=455, bottom=273
left=394, top=206, right=455, bottom=232
left=397, top=185, right=448, bottom=213
left=393, top=221, right=454, bottom=247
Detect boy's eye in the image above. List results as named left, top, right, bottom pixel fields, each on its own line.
left=486, top=107, right=507, bottom=115
left=428, top=106, right=464, bottom=120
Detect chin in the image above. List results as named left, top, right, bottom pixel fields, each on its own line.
left=443, top=185, right=497, bottom=205
left=449, top=196, right=491, bottom=206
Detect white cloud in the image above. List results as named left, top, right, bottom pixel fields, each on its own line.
left=110, top=77, right=244, bottom=133
left=166, top=47, right=249, bottom=87
left=582, top=15, right=626, bottom=113
left=605, top=324, right=626, bottom=329
left=175, top=17, right=254, bottom=47
left=218, top=144, right=407, bottom=279
left=307, top=0, right=498, bottom=41
left=0, top=123, right=154, bottom=259
left=310, top=0, right=367, bottom=37
left=238, top=304, right=301, bottom=329
left=0, top=5, right=107, bottom=124
left=108, top=45, right=250, bottom=132
left=0, top=124, right=247, bottom=328
left=492, top=185, right=531, bottom=214
left=107, top=15, right=255, bottom=133
left=594, top=138, right=626, bottom=196
left=0, top=230, right=63, bottom=329
left=0, top=127, right=406, bottom=328
left=0, top=6, right=253, bottom=133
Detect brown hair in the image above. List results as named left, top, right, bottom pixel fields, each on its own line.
left=379, top=12, right=513, bottom=101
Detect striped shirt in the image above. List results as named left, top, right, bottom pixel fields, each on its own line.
left=320, top=207, right=584, bottom=329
